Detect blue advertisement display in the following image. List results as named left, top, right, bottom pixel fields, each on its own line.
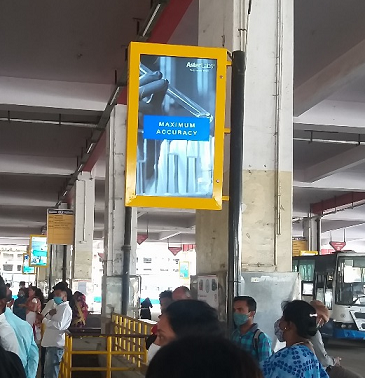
left=23, top=254, right=35, bottom=274
left=30, top=236, right=48, bottom=267
left=137, top=55, right=217, bottom=198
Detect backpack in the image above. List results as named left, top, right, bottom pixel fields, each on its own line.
left=252, top=329, right=263, bottom=357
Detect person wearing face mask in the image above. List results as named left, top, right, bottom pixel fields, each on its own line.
left=14, top=289, right=27, bottom=320
left=1, top=276, right=39, bottom=378
left=310, top=300, right=362, bottom=378
left=264, top=300, right=328, bottom=378
left=231, top=296, right=272, bottom=364
left=0, top=281, right=19, bottom=354
left=36, top=289, right=72, bottom=378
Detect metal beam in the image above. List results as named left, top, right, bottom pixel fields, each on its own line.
left=294, top=39, right=365, bottom=116
left=0, top=154, right=75, bottom=176
left=294, top=100, right=365, bottom=129
left=303, top=146, right=365, bottom=182
left=311, top=192, right=365, bottom=215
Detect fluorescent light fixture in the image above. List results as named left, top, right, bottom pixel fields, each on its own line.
left=86, top=142, right=95, bottom=154
left=141, top=3, right=162, bottom=37
left=108, top=87, right=121, bottom=106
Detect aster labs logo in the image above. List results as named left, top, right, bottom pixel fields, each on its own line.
left=186, top=61, right=215, bottom=72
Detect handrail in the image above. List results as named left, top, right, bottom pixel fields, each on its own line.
left=59, top=314, right=155, bottom=378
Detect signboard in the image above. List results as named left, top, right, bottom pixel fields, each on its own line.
left=47, top=209, right=75, bottom=245
left=292, top=239, right=308, bottom=257
left=179, top=261, right=190, bottom=279
left=29, top=235, right=48, bottom=267
left=169, top=246, right=182, bottom=256
left=329, top=241, right=346, bottom=251
left=197, top=275, right=219, bottom=310
left=125, top=42, right=227, bottom=210
left=22, top=253, right=35, bottom=274
left=137, top=234, right=148, bottom=245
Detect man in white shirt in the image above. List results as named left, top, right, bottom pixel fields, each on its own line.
left=0, top=282, right=19, bottom=355
left=36, top=289, right=72, bottom=378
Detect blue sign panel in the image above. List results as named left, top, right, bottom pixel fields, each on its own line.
left=30, top=236, right=48, bottom=266
left=143, top=115, right=210, bottom=141
left=23, top=254, right=35, bottom=274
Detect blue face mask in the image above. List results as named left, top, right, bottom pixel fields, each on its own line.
left=54, top=297, right=63, bottom=305
left=234, top=312, right=249, bottom=326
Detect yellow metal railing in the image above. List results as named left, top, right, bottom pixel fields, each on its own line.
left=59, top=314, right=155, bottom=378
left=111, top=313, right=155, bottom=366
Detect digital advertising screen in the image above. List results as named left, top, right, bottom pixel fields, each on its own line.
left=22, top=253, right=35, bottom=274
left=29, top=235, right=48, bottom=267
left=126, top=42, right=227, bottom=210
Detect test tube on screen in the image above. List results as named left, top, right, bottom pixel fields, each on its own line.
left=139, top=63, right=213, bottom=122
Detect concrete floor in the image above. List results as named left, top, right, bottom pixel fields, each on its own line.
left=327, top=339, right=365, bottom=377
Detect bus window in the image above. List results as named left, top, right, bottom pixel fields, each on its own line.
left=336, top=257, right=365, bottom=306
left=292, top=260, right=299, bottom=273
left=298, top=260, right=315, bottom=282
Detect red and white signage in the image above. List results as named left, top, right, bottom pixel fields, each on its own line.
left=329, top=241, right=346, bottom=251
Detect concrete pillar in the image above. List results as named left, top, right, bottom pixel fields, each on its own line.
left=196, top=0, right=293, bottom=274
left=102, top=104, right=137, bottom=322
left=303, top=217, right=321, bottom=252
left=72, top=171, right=95, bottom=291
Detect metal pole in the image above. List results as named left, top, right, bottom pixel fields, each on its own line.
left=227, top=50, right=246, bottom=333
left=48, top=245, right=53, bottom=295
left=62, top=245, right=67, bottom=282
left=316, top=217, right=321, bottom=254
left=121, top=207, right=132, bottom=315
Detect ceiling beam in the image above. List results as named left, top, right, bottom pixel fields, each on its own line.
left=157, top=231, right=182, bottom=241
left=0, top=76, right=112, bottom=111
left=0, top=154, right=75, bottom=176
left=294, top=38, right=365, bottom=116
left=311, top=192, right=365, bottom=215
left=303, top=146, right=365, bottom=182
left=294, top=171, right=365, bottom=191
left=0, top=192, right=56, bottom=207
left=294, top=100, right=365, bottom=129
left=82, top=0, right=194, bottom=175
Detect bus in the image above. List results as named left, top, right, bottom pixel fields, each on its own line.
left=292, top=251, right=365, bottom=341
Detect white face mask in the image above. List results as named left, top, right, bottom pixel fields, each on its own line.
left=147, top=342, right=161, bottom=363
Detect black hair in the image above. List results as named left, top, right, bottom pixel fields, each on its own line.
left=146, top=336, right=263, bottom=378
left=0, top=276, right=7, bottom=301
left=282, top=300, right=317, bottom=338
left=0, top=283, right=7, bottom=301
left=54, top=282, right=67, bottom=291
left=159, top=290, right=173, bottom=300
left=34, top=288, right=45, bottom=308
left=233, top=296, right=257, bottom=312
left=5, top=283, right=11, bottom=288
left=163, top=299, right=224, bottom=339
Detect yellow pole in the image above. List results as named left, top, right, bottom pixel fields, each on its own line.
left=69, top=335, right=73, bottom=377
left=107, top=336, right=112, bottom=378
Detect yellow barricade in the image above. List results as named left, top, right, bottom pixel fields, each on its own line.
left=59, top=314, right=155, bottom=378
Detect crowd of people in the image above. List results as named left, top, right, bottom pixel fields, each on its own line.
left=144, top=286, right=362, bottom=378
left=0, top=277, right=89, bottom=378
left=1, top=276, right=361, bottom=378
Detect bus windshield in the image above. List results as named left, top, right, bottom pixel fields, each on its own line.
left=336, top=256, right=365, bottom=306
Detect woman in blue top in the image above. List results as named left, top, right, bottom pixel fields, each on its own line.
left=262, top=300, right=329, bottom=378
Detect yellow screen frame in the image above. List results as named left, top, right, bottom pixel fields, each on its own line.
left=125, top=42, right=227, bottom=211
left=29, top=234, right=48, bottom=268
